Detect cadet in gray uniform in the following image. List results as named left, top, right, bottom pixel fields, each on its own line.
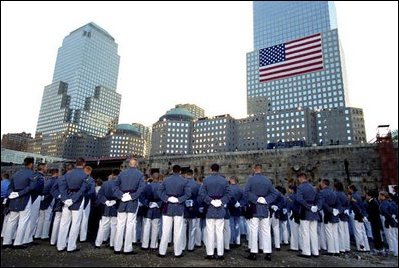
left=244, top=164, right=278, bottom=261
left=2, top=157, right=35, bottom=248
left=158, top=165, right=191, bottom=257
left=199, top=163, right=230, bottom=260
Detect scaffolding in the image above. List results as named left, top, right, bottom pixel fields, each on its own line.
left=376, top=125, right=398, bottom=187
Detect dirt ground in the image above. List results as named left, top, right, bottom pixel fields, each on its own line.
left=1, top=239, right=398, bottom=267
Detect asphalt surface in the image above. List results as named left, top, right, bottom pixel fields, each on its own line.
left=1, top=239, right=398, bottom=267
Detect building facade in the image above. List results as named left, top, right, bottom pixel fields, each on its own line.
left=317, top=107, right=366, bottom=145
left=236, top=114, right=267, bottom=151
left=150, top=108, right=194, bottom=156
left=132, top=123, right=152, bottom=157
left=246, top=1, right=365, bottom=145
left=1, top=132, right=32, bottom=152
left=192, top=114, right=237, bottom=154
left=175, top=104, right=205, bottom=119
left=33, top=23, right=122, bottom=158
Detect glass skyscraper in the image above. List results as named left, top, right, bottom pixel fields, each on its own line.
left=34, top=22, right=121, bottom=158
left=247, top=1, right=366, bottom=145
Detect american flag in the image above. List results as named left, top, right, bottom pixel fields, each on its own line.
left=259, top=33, right=324, bottom=83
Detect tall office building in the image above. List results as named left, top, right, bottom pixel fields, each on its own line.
left=33, top=23, right=122, bottom=158
left=246, top=1, right=365, bottom=145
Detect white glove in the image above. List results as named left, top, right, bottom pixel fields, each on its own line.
left=198, top=207, right=204, bottom=213
left=121, top=193, right=132, bottom=202
left=105, top=200, right=116, bottom=207
left=282, top=208, right=287, bottom=214
left=57, top=194, right=61, bottom=199
left=310, top=205, right=318, bottom=213
left=234, top=201, right=241, bottom=208
left=363, top=217, right=368, bottom=222
left=257, top=197, right=267, bottom=204
left=149, top=202, right=159, bottom=208
left=288, top=210, right=293, bottom=217
left=185, top=199, right=193, bottom=207
left=168, top=196, right=179, bottom=203
left=392, top=214, right=397, bottom=221
left=271, top=205, right=278, bottom=211
left=2, top=198, right=7, bottom=205
left=8, top=192, right=19, bottom=199
left=138, top=201, right=143, bottom=207
left=40, top=195, right=45, bottom=201
left=211, top=199, right=222, bottom=207
left=64, top=199, right=73, bottom=207
left=332, top=208, right=339, bottom=216
left=344, top=209, right=350, bottom=215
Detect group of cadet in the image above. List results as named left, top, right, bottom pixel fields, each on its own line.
left=1, top=157, right=398, bottom=261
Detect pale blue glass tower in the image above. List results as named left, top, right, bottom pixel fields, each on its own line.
left=34, top=22, right=121, bottom=157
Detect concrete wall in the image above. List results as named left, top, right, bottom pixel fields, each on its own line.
left=149, top=143, right=398, bottom=190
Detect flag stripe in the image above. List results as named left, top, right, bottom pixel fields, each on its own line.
left=286, top=48, right=322, bottom=60
left=259, top=33, right=323, bottom=83
left=285, top=38, right=321, bottom=50
left=260, top=59, right=323, bottom=77
left=260, top=66, right=324, bottom=83
left=286, top=43, right=322, bottom=55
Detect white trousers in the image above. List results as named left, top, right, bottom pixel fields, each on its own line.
left=50, top=211, right=62, bottom=245
left=300, top=220, right=318, bottom=256
left=246, top=219, right=252, bottom=249
left=35, top=200, right=54, bottom=239
left=184, top=218, right=200, bottom=250
left=159, top=215, right=184, bottom=256
left=205, top=218, right=224, bottom=256
left=95, top=216, right=117, bottom=247
left=79, top=200, right=91, bottom=242
left=386, top=227, right=398, bottom=256
left=318, top=222, right=327, bottom=250
left=57, top=201, right=84, bottom=251
left=325, top=222, right=340, bottom=253
left=280, top=220, right=289, bottom=244
left=288, top=218, right=300, bottom=250
left=229, top=216, right=241, bottom=245
left=114, top=211, right=138, bottom=253
left=271, top=215, right=280, bottom=249
left=1, top=214, right=10, bottom=238
left=338, top=220, right=350, bottom=252
left=2, top=197, right=32, bottom=246
left=353, top=220, right=370, bottom=251
left=248, top=217, right=271, bottom=254
left=223, top=219, right=231, bottom=250
left=23, top=196, right=41, bottom=244
left=142, top=217, right=160, bottom=249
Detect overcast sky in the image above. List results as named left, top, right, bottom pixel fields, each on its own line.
left=1, top=1, right=398, bottom=141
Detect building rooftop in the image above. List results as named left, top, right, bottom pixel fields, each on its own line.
left=160, top=107, right=195, bottom=121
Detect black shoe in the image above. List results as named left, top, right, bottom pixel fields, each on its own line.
left=94, top=246, right=101, bottom=249
left=123, top=251, right=137, bottom=255
left=175, top=254, right=183, bottom=258
left=187, top=249, right=194, bottom=252
left=157, top=253, right=166, bottom=258
left=224, top=249, right=231, bottom=253
left=297, top=254, right=311, bottom=258
left=14, top=245, right=28, bottom=249
left=288, top=249, right=298, bottom=252
left=141, top=247, right=149, bottom=251
left=264, top=253, right=272, bottom=261
left=275, top=247, right=281, bottom=251
left=195, top=245, right=202, bottom=248
left=333, top=253, right=340, bottom=257
left=114, top=251, right=121, bottom=255
left=246, top=253, right=257, bottom=260
left=57, top=248, right=66, bottom=252
left=204, top=255, right=214, bottom=260
left=67, top=248, right=80, bottom=253
left=322, top=252, right=334, bottom=256
left=311, top=254, right=320, bottom=258
left=217, top=255, right=224, bottom=260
